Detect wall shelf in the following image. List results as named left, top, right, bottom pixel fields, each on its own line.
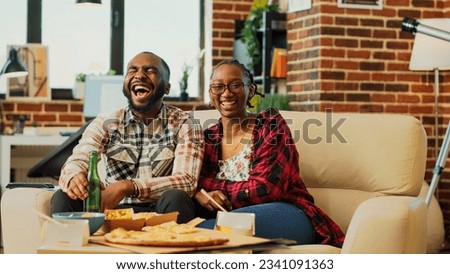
left=259, top=12, right=287, bottom=94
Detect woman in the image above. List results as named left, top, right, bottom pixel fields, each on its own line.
left=194, top=59, right=344, bottom=247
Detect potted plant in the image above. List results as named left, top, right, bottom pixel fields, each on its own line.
left=73, top=73, right=86, bottom=100
left=179, top=63, right=192, bottom=101
left=241, top=3, right=279, bottom=72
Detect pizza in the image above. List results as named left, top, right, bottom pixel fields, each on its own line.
left=104, top=222, right=229, bottom=247
left=141, top=221, right=198, bottom=234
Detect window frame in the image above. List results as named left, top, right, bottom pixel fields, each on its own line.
left=27, top=0, right=205, bottom=101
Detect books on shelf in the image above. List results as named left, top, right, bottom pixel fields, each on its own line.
left=270, top=48, right=287, bottom=78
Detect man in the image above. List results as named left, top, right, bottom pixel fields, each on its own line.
left=51, top=52, right=204, bottom=223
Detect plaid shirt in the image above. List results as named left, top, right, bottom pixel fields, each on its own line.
left=59, top=104, right=204, bottom=204
left=199, top=108, right=345, bottom=247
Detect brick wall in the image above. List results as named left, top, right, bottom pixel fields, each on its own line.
left=212, top=0, right=254, bottom=65
left=211, top=0, right=450, bottom=245
left=287, top=0, right=450, bottom=244
left=1, top=100, right=85, bottom=130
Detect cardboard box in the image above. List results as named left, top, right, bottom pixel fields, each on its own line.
left=104, top=218, right=146, bottom=231
left=44, top=219, right=89, bottom=247
left=145, top=211, right=179, bottom=226
left=214, top=212, right=255, bottom=236
left=104, top=211, right=179, bottom=231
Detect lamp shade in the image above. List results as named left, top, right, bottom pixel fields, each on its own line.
left=76, top=0, right=102, bottom=4
left=409, top=18, right=450, bottom=71
left=0, top=48, right=28, bottom=78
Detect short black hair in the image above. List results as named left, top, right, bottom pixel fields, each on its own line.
left=140, top=51, right=171, bottom=82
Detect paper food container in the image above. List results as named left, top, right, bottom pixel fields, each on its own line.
left=104, top=218, right=146, bottom=231
left=104, top=211, right=179, bottom=231
left=214, top=211, right=255, bottom=236
left=44, top=219, right=89, bottom=247
left=145, top=211, right=179, bottom=226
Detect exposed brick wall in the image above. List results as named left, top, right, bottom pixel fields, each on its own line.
left=288, top=0, right=450, bottom=245
left=212, top=0, right=254, bottom=65
left=1, top=100, right=85, bottom=130
left=211, top=0, right=450, bottom=246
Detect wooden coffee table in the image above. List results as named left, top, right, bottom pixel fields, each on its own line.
left=37, top=228, right=290, bottom=254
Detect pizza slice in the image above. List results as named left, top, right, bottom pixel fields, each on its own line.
left=104, top=224, right=229, bottom=247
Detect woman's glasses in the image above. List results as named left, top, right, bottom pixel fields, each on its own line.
left=209, top=82, right=249, bottom=95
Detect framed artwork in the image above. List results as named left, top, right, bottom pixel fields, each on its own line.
left=5, top=44, right=50, bottom=101
left=337, top=0, right=383, bottom=10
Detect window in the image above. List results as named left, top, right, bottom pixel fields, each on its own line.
left=1, top=0, right=204, bottom=100
left=0, top=0, right=27, bottom=96
left=42, top=0, right=111, bottom=89
left=124, top=0, right=202, bottom=98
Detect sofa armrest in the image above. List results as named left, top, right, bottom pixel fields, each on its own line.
left=1, top=188, right=54, bottom=254
left=341, top=196, right=427, bottom=254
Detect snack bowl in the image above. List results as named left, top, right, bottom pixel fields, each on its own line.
left=52, top=212, right=105, bottom=235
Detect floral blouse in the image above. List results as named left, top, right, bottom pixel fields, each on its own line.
left=215, top=143, right=253, bottom=181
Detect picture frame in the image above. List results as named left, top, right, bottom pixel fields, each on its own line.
left=337, top=0, right=383, bottom=10
left=5, top=44, right=50, bottom=101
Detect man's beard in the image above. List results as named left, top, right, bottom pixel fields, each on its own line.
left=123, top=83, right=166, bottom=114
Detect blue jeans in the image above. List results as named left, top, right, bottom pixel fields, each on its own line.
left=196, top=202, right=315, bottom=244
left=51, top=188, right=195, bottom=223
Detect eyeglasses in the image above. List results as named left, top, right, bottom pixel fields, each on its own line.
left=209, top=82, right=249, bottom=95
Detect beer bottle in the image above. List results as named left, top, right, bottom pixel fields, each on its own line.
left=84, top=150, right=101, bottom=212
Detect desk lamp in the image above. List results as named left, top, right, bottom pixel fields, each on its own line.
left=76, top=0, right=102, bottom=5
left=0, top=46, right=44, bottom=97
left=402, top=17, right=450, bottom=206
left=0, top=48, right=28, bottom=78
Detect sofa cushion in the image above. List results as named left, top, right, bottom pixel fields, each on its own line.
left=279, top=111, right=427, bottom=232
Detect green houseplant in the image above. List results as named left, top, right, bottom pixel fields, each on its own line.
left=252, top=93, right=289, bottom=112
left=75, top=73, right=86, bottom=83
left=179, top=63, right=192, bottom=101
left=241, top=3, right=279, bottom=71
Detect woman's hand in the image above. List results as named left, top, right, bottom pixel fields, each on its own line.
left=194, top=190, right=232, bottom=211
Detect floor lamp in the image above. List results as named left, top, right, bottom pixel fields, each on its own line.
left=405, top=18, right=450, bottom=206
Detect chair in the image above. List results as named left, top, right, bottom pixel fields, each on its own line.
left=26, top=120, right=92, bottom=180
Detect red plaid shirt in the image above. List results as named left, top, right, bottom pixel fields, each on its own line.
left=199, top=108, right=345, bottom=247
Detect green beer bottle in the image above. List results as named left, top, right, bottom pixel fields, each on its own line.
left=84, top=150, right=101, bottom=212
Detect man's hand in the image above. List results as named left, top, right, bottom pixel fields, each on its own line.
left=66, top=173, right=89, bottom=200
left=194, top=190, right=232, bottom=212
left=101, top=180, right=134, bottom=211
left=66, top=172, right=106, bottom=201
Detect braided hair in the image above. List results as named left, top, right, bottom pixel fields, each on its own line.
left=210, top=59, right=265, bottom=108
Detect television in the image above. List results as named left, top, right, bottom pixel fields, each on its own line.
left=83, top=75, right=128, bottom=120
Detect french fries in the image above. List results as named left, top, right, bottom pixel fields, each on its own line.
left=105, top=208, right=134, bottom=220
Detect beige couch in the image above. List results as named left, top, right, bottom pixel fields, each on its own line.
left=1, top=110, right=445, bottom=253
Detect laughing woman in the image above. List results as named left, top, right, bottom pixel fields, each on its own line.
left=194, top=59, right=345, bottom=247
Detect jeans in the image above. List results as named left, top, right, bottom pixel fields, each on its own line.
left=51, top=188, right=195, bottom=223
left=196, top=202, right=315, bottom=245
